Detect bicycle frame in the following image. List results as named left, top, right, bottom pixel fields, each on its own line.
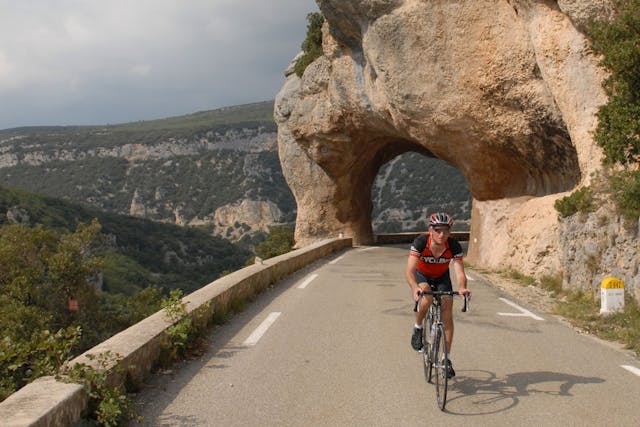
left=413, top=290, right=469, bottom=410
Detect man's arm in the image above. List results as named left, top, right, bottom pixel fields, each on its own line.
left=406, top=255, right=421, bottom=301
left=452, top=259, right=470, bottom=296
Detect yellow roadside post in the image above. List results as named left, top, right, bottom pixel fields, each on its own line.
left=600, top=277, right=625, bottom=315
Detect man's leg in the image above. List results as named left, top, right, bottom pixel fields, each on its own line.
left=411, top=284, right=432, bottom=351
left=415, top=287, right=432, bottom=324
left=440, top=297, right=456, bottom=378
left=441, top=297, right=454, bottom=351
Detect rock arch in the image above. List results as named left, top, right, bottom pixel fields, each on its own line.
left=275, top=0, right=611, bottom=276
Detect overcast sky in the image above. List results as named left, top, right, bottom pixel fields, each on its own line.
left=0, top=0, right=319, bottom=130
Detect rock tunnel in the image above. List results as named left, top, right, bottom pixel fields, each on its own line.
left=275, top=0, right=609, bottom=275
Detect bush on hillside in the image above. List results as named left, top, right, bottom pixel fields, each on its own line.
left=295, top=12, right=324, bottom=77
left=255, top=225, right=295, bottom=259
left=589, top=0, right=640, bottom=166
left=610, top=169, right=640, bottom=220
left=588, top=0, right=640, bottom=219
left=555, top=1, right=640, bottom=220
left=554, top=187, right=595, bottom=218
left=0, top=220, right=169, bottom=402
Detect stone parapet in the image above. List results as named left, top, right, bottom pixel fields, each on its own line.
left=375, top=232, right=470, bottom=245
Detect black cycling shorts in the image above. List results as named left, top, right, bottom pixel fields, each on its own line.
left=415, top=270, right=453, bottom=293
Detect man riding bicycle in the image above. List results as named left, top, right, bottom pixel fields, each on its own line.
left=406, top=212, right=471, bottom=378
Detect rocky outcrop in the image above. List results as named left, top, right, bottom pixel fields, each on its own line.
left=209, top=199, right=284, bottom=240
left=275, top=1, right=614, bottom=278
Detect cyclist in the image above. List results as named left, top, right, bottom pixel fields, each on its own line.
left=406, top=212, right=470, bottom=378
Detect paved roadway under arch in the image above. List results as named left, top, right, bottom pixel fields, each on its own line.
left=134, top=245, right=640, bottom=426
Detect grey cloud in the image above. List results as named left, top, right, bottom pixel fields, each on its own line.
left=0, top=0, right=318, bottom=129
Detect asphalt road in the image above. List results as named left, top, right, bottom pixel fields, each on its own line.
left=134, top=245, right=640, bottom=426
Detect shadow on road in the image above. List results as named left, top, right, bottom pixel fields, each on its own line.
left=444, top=369, right=605, bottom=415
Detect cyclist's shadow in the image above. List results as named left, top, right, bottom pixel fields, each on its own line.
left=443, top=369, right=605, bottom=415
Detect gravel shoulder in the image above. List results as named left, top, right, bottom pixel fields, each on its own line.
left=469, top=266, right=638, bottom=358
left=468, top=267, right=558, bottom=314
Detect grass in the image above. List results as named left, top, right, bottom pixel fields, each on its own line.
left=501, top=269, right=536, bottom=286
left=502, top=269, right=640, bottom=356
left=554, top=292, right=640, bottom=355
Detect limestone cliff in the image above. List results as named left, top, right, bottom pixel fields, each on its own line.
left=275, top=1, right=620, bottom=285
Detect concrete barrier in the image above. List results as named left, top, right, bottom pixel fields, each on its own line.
left=375, top=231, right=470, bottom=244
left=0, top=237, right=352, bottom=427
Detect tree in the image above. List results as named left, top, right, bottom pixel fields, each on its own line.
left=0, top=220, right=103, bottom=400
left=587, top=0, right=640, bottom=220
left=295, top=12, right=325, bottom=77
left=255, top=225, right=295, bottom=259
left=590, top=0, right=640, bottom=165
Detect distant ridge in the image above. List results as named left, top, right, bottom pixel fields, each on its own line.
left=0, top=184, right=251, bottom=294
left=0, top=99, right=470, bottom=238
left=0, top=100, right=275, bottom=134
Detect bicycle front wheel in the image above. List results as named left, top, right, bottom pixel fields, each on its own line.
left=434, top=323, right=449, bottom=411
left=423, top=312, right=434, bottom=383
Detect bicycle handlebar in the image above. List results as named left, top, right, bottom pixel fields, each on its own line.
left=412, top=290, right=470, bottom=313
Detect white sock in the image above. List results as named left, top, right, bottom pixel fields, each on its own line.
left=414, top=324, right=422, bottom=329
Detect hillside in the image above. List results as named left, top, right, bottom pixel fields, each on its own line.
left=0, top=101, right=471, bottom=237
left=0, top=185, right=252, bottom=294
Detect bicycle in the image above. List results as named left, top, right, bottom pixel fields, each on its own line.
left=413, top=290, right=469, bottom=411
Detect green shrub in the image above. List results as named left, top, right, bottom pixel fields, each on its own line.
left=295, top=12, right=324, bottom=77
left=59, top=351, right=138, bottom=426
left=554, top=187, right=595, bottom=218
left=504, top=269, right=536, bottom=287
left=159, top=289, right=195, bottom=364
left=0, top=326, right=81, bottom=401
left=589, top=0, right=640, bottom=166
left=255, top=225, right=294, bottom=259
left=539, top=274, right=563, bottom=296
left=609, top=169, right=640, bottom=220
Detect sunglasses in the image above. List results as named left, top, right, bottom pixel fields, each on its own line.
left=431, top=228, right=450, bottom=234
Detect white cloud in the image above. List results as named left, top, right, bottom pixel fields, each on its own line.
left=0, top=0, right=318, bottom=128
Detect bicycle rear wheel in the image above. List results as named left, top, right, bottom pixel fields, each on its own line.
left=434, top=323, right=448, bottom=410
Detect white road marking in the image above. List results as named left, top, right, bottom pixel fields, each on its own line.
left=621, top=365, right=640, bottom=377
left=357, top=246, right=379, bottom=252
left=329, top=254, right=347, bottom=265
left=497, top=297, right=544, bottom=321
left=243, top=312, right=281, bottom=346
left=297, top=273, right=318, bottom=289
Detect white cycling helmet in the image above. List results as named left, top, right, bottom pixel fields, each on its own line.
left=428, top=212, right=453, bottom=228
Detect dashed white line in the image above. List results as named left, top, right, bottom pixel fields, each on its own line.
left=497, top=297, right=544, bottom=321
left=621, top=365, right=640, bottom=377
left=357, top=246, right=379, bottom=252
left=297, top=273, right=318, bottom=289
left=329, top=254, right=347, bottom=265
left=243, top=312, right=281, bottom=346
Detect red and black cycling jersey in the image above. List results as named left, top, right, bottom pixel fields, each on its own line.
left=410, top=234, right=463, bottom=279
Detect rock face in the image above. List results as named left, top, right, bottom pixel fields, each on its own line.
left=559, top=202, right=639, bottom=301
left=275, top=1, right=613, bottom=276
left=211, top=199, right=284, bottom=240
left=0, top=119, right=297, bottom=242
